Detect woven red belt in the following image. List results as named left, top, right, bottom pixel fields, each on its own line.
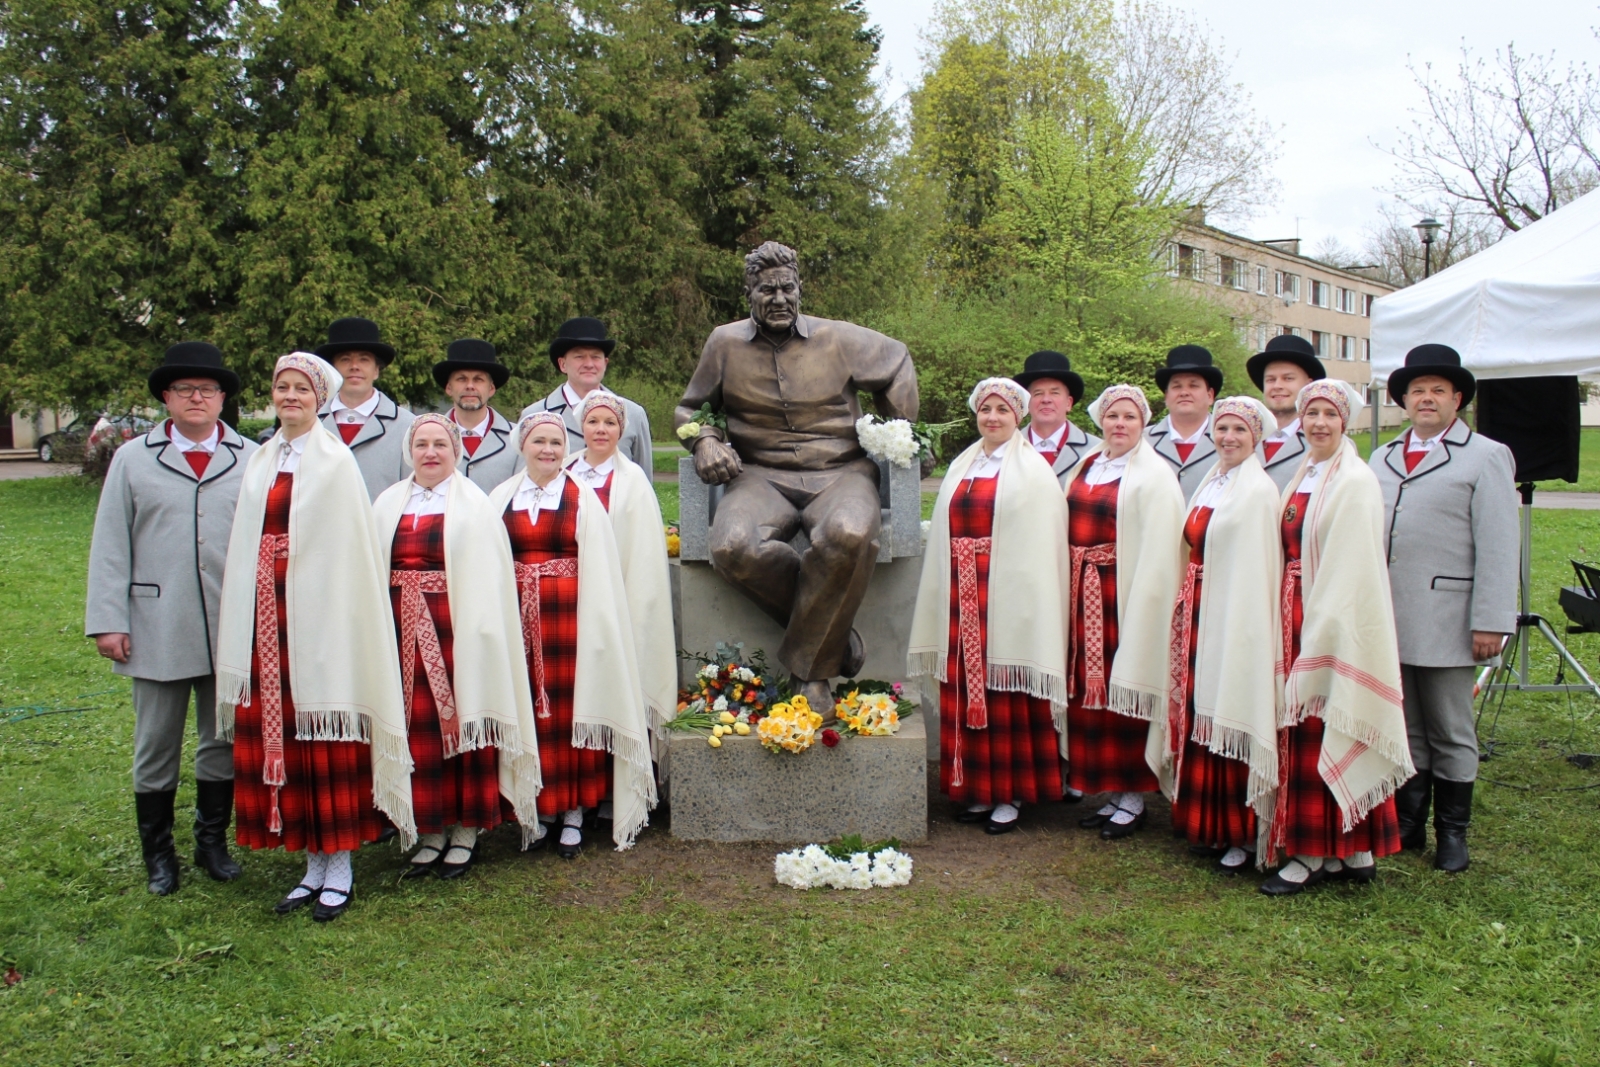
left=1166, top=560, right=1204, bottom=764
left=391, top=568, right=458, bottom=753
left=252, top=533, right=291, bottom=834
left=515, top=558, right=579, bottom=719
left=1069, top=542, right=1117, bottom=707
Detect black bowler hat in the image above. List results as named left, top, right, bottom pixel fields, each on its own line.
left=1246, top=334, right=1326, bottom=390
left=315, top=317, right=396, bottom=366
left=433, top=338, right=510, bottom=389
left=147, top=342, right=241, bottom=401
left=1155, top=344, right=1223, bottom=393
left=1013, top=350, right=1085, bottom=402
left=1388, top=343, right=1476, bottom=407
left=548, top=316, right=615, bottom=370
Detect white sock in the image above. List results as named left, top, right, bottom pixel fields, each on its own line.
left=1324, top=858, right=1345, bottom=875
left=443, top=824, right=477, bottom=864
left=319, top=850, right=352, bottom=906
left=1346, top=850, right=1374, bottom=869
left=1277, top=855, right=1323, bottom=884
left=288, top=851, right=329, bottom=899
left=1065, top=787, right=1084, bottom=799
left=1219, top=847, right=1249, bottom=868
left=562, top=807, right=584, bottom=827
left=411, top=832, right=445, bottom=864
left=1095, top=802, right=1116, bottom=817
left=966, top=802, right=994, bottom=813
left=990, top=803, right=1019, bottom=824
left=560, top=807, right=584, bottom=847
left=1109, top=792, right=1145, bottom=825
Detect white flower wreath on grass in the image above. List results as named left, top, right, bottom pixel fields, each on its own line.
left=773, top=842, right=913, bottom=890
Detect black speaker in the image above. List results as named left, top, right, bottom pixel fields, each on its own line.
left=1475, top=376, right=1581, bottom=484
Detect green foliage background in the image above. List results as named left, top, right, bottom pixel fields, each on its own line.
left=0, top=0, right=1253, bottom=427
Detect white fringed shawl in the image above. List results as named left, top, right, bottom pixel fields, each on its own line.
left=488, top=472, right=658, bottom=849
left=1063, top=437, right=1187, bottom=725
left=1154, top=456, right=1282, bottom=860
left=373, top=471, right=542, bottom=832
left=1279, top=436, right=1413, bottom=831
left=563, top=451, right=678, bottom=747
left=908, top=431, right=1072, bottom=745
left=214, top=424, right=415, bottom=846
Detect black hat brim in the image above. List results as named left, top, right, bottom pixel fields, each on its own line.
left=1388, top=365, right=1476, bottom=407
left=316, top=340, right=397, bottom=366
left=1246, top=350, right=1326, bottom=390
left=1155, top=366, right=1223, bottom=393
left=432, top=360, right=511, bottom=389
left=1013, top=369, right=1085, bottom=402
left=548, top=337, right=616, bottom=370
left=148, top=364, right=241, bottom=401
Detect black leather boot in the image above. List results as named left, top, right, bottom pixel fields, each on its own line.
left=135, top=790, right=180, bottom=896
left=1394, top=773, right=1431, bottom=852
left=193, top=779, right=243, bottom=882
left=1432, top=778, right=1473, bottom=873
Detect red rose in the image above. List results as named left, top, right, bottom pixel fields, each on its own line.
left=821, top=729, right=840, bottom=748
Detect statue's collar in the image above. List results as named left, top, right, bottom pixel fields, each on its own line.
left=741, top=314, right=810, bottom=342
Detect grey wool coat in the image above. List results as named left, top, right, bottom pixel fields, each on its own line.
left=85, top=422, right=258, bottom=681
left=1369, top=419, right=1520, bottom=667
left=1257, top=427, right=1310, bottom=491
left=1044, top=424, right=1102, bottom=489
left=1146, top=415, right=1220, bottom=502
left=459, top=407, right=520, bottom=489
left=320, top=391, right=415, bottom=500
left=520, top=385, right=653, bottom=471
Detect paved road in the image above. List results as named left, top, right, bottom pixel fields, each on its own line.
left=0, top=460, right=79, bottom=481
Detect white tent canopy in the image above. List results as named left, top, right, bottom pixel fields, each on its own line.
left=1371, top=186, right=1600, bottom=383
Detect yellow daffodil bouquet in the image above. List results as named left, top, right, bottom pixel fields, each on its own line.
left=755, top=696, right=823, bottom=754
left=831, top=679, right=916, bottom=738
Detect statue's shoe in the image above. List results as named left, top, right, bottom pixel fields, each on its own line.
left=841, top=629, right=866, bottom=678
left=794, top=678, right=835, bottom=720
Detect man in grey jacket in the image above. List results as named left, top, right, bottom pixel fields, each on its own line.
left=316, top=316, right=415, bottom=499
left=1145, top=345, right=1221, bottom=501
left=86, top=343, right=258, bottom=895
left=435, top=338, right=520, bottom=489
left=1015, top=350, right=1100, bottom=488
left=1247, top=335, right=1325, bottom=491
left=1371, top=344, right=1518, bottom=873
left=519, top=317, right=652, bottom=470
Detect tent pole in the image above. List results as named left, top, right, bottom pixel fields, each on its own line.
left=1370, top=384, right=1382, bottom=452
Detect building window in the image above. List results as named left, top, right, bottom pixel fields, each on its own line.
left=1311, top=331, right=1331, bottom=357
left=1337, top=335, right=1357, bottom=361
left=1257, top=266, right=1268, bottom=294
left=1360, top=338, right=1371, bottom=362
left=1173, top=244, right=1206, bottom=281
left=1274, top=271, right=1300, bottom=302
left=1217, top=255, right=1246, bottom=289
left=1334, top=287, right=1358, bottom=314
left=1310, top=280, right=1331, bottom=308
left=1256, top=324, right=1270, bottom=349
left=1361, top=293, right=1374, bottom=317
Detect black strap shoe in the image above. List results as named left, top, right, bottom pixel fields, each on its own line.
left=1078, top=808, right=1114, bottom=830
left=1259, top=861, right=1326, bottom=896
left=274, top=884, right=320, bottom=914
left=312, top=887, right=353, bottom=922
left=135, top=790, right=180, bottom=896
left=438, top=842, right=477, bottom=880
left=557, top=825, right=584, bottom=860
left=955, top=807, right=995, bottom=824
left=1100, top=809, right=1147, bottom=840
left=193, top=779, right=242, bottom=882
left=402, top=844, right=444, bottom=879
left=1432, top=778, right=1473, bottom=873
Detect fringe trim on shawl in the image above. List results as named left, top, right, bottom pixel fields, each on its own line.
left=1107, top=683, right=1164, bottom=721
left=1337, top=767, right=1411, bottom=833
left=504, top=751, right=544, bottom=841
left=984, top=663, right=1068, bottom=706
left=1190, top=715, right=1278, bottom=807
left=1280, top=694, right=1412, bottom=832
left=570, top=721, right=659, bottom=851
left=293, top=708, right=372, bottom=744
left=521, top=817, right=549, bottom=850
left=215, top=670, right=252, bottom=739
left=450, top=716, right=525, bottom=761
left=370, top=726, right=418, bottom=850
left=907, top=650, right=948, bottom=682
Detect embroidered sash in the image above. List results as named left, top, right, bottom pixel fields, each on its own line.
left=514, top=558, right=580, bottom=719
left=390, top=568, right=459, bottom=754
left=1166, top=560, right=1204, bottom=766
left=1069, top=543, right=1117, bottom=707
left=252, top=533, right=291, bottom=834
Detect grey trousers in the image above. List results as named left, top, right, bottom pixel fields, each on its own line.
left=132, top=676, right=232, bottom=792
left=1400, top=664, right=1479, bottom=783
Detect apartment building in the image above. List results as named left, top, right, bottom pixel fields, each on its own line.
left=1167, top=219, right=1404, bottom=426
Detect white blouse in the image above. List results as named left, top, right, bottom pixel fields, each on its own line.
left=511, top=471, right=568, bottom=526
left=964, top=440, right=1008, bottom=481
left=275, top=432, right=309, bottom=473
left=1083, top=450, right=1130, bottom=487
left=569, top=454, right=616, bottom=488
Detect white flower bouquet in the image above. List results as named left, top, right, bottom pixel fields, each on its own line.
left=773, top=838, right=913, bottom=890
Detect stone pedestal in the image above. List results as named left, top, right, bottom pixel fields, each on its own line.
left=667, top=717, right=928, bottom=843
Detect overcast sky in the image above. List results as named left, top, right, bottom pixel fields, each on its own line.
left=862, top=0, right=1600, bottom=255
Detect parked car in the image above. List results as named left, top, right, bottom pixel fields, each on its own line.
left=37, top=414, right=154, bottom=462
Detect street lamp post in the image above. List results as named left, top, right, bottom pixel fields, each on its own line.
left=1413, top=217, right=1444, bottom=279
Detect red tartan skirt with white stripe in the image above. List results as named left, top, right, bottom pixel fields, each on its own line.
left=1065, top=470, right=1157, bottom=794
left=234, top=472, right=383, bottom=854
left=938, top=476, right=1065, bottom=805
left=1276, top=492, right=1400, bottom=858
left=504, top=488, right=611, bottom=815
left=391, top=514, right=503, bottom=835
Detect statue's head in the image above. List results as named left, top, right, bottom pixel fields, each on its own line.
left=745, top=241, right=801, bottom=331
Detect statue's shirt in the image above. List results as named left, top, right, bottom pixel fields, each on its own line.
left=676, top=315, right=919, bottom=471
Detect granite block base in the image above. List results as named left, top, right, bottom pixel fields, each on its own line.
left=667, top=717, right=928, bottom=844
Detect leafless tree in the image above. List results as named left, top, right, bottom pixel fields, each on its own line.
left=1358, top=202, right=1498, bottom=288
left=1387, top=41, right=1600, bottom=234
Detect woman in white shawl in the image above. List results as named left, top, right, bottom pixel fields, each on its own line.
left=908, top=378, right=1071, bottom=835
left=373, top=414, right=541, bottom=880
left=1160, top=397, right=1281, bottom=874
left=1262, top=379, right=1410, bottom=896
left=1065, top=385, right=1186, bottom=840
left=563, top=393, right=677, bottom=748
left=490, top=412, right=656, bottom=857
left=215, top=353, right=411, bottom=922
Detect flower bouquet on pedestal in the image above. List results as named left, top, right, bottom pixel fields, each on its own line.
left=667, top=643, right=782, bottom=748
left=774, top=836, right=914, bottom=890
left=831, top=680, right=917, bottom=739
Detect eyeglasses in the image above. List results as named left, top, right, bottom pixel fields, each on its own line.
left=168, top=384, right=223, bottom=399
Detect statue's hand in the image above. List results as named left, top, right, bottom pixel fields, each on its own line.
left=692, top=436, right=743, bottom=485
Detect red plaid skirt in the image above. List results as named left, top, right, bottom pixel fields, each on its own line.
left=234, top=473, right=382, bottom=853
left=505, top=483, right=611, bottom=815
left=1277, top=716, right=1401, bottom=859
left=1065, top=470, right=1157, bottom=794
left=938, top=476, right=1064, bottom=804
left=391, top=514, right=503, bottom=834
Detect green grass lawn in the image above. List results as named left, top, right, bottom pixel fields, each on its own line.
left=3, top=476, right=1599, bottom=1066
